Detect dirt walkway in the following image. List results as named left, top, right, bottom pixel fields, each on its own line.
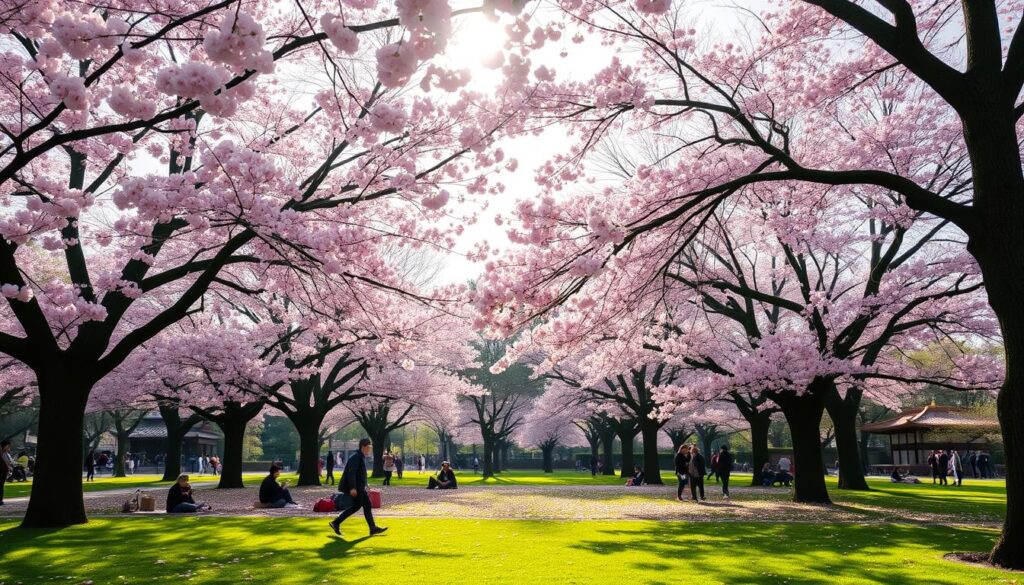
left=0, top=483, right=1000, bottom=525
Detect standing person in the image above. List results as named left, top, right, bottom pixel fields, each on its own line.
left=126, top=452, right=135, bottom=476
left=687, top=445, right=706, bottom=502
left=382, top=451, right=395, bottom=486
left=718, top=445, right=734, bottom=499
left=329, top=438, right=387, bottom=537
left=0, top=440, right=13, bottom=505
left=325, top=451, right=336, bottom=485
left=197, top=454, right=205, bottom=476
left=937, top=450, right=950, bottom=486
left=97, top=452, right=109, bottom=476
left=473, top=456, right=480, bottom=475
left=951, top=450, right=963, bottom=486
left=418, top=454, right=425, bottom=474
left=590, top=456, right=598, bottom=476
left=707, top=451, right=718, bottom=482
left=927, top=450, right=939, bottom=483
left=673, top=445, right=690, bottom=502
left=395, top=453, right=404, bottom=479
left=317, top=455, right=325, bottom=479
left=968, top=451, right=979, bottom=479
left=85, top=450, right=95, bottom=482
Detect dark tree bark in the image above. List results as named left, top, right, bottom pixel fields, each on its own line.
left=491, top=441, right=501, bottom=474
left=748, top=409, right=772, bottom=487
left=540, top=441, right=556, bottom=473
left=638, top=417, right=663, bottom=484
left=21, top=373, right=90, bottom=528
left=825, top=384, right=870, bottom=491
left=295, top=417, right=324, bottom=486
left=158, top=403, right=200, bottom=482
left=195, top=401, right=263, bottom=489
left=612, top=420, right=639, bottom=479
left=771, top=388, right=830, bottom=504
left=481, top=439, right=494, bottom=478
left=110, top=410, right=145, bottom=478
left=599, top=424, right=617, bottom=475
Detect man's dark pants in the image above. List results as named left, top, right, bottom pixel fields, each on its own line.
left=333, top=492, right=376, bottom=530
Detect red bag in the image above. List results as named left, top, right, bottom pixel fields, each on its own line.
left=313, top=497, right=336, bottom=513
left=368, top=489, right=382, bottom=509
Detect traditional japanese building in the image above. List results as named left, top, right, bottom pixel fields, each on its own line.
left=861, top=403, right=1000, bottom=467
left=128, top=413, right=222, bottom=463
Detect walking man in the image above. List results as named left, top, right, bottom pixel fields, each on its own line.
left=687, top=445, right=706, bottom=502
left=718, top=445, right=734, bottom=499
left=329, top=438, right=387, bottom=537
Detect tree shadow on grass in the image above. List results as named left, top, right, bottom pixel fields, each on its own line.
left=567, top=522, right=1006, bottom=585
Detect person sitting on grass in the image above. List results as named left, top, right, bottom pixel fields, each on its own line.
left=772, top=467, right=793, bottom=487
left=760, top=462, right=776, bottom=486
left=627, top=464, right=645, bottom=486
left=890, top=468, right=922, bottom=484
left=166, top=474, right=212, bottom=513
left=259, top=465, right=298, bottom=508
left=427, top=461, right=458, bottom=489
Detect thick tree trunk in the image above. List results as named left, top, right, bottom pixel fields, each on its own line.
left=159, top=405, right=195, bottom=482
left=825, top=385, right=870, bottom=490
left=369, top=430, right=387, bottom=477
left=21, top=373, right=90, bottom=528
left=491, top=442, right=501, bottom=474
left=617, top=429, right=637, bottom=479
left=481, top=439, right=495, bottom=479
left=639, top=419, right=663, bottom=484
left=216, top=418, right=247, bottom=489
left=772, top=389, right=831, bottom=504
left=600, top=429, right=616, bottom=475
left=956, top=84, right=1024, bottom=568
left=749, top=410, right=772, bottom=487
left=114, top=432, right=129, bottom=477
left=541, top=446, right=554, bottom=473
left=296, top=422, right=323, bottom=486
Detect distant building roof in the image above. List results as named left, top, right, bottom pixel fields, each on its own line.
left=130, top=417, right=222, bottom=441
left=862, top=405, right=999, bottom=434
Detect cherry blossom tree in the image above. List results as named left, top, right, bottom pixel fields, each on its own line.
left=0, top=0, right=528, bottom=527
left=517, top=390, right=585, bottom=472
left=474, top=0, right=1024, bottom=567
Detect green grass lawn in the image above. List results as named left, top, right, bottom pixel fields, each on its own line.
left=825, top=476, right=1007, bottom=519
left=0, top=517, right=1014, bottom=584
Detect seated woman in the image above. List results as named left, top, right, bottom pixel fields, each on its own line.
left=166, top=474, right=211, bottom=513
left=761, top=463, right=776, bottom=486
left=627, top=465, right=645, bottom=486
left=890, top=468, right=921, bottom=484
left=259, top=465, right=298, bottom=508
left=427, top=461, right=458, bottom=489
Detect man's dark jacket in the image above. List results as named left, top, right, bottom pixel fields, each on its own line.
left=339, top=450, right=369, bottom=495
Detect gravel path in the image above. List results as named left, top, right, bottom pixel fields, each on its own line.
left=0, top=483, right=1000, bottom=525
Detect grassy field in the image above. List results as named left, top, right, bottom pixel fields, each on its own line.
left=0, top=517, right=1014, bottom=584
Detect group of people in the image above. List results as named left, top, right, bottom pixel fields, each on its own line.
left=676, top=444, right=733, bottom=501
left=760, top=458, right=794, bottom=487
left=1, top=442, right=31, bottom=484
left=926, top=449, right=994, bottom=485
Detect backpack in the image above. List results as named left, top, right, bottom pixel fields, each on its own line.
left=312, top=497, right=336, bottom=513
